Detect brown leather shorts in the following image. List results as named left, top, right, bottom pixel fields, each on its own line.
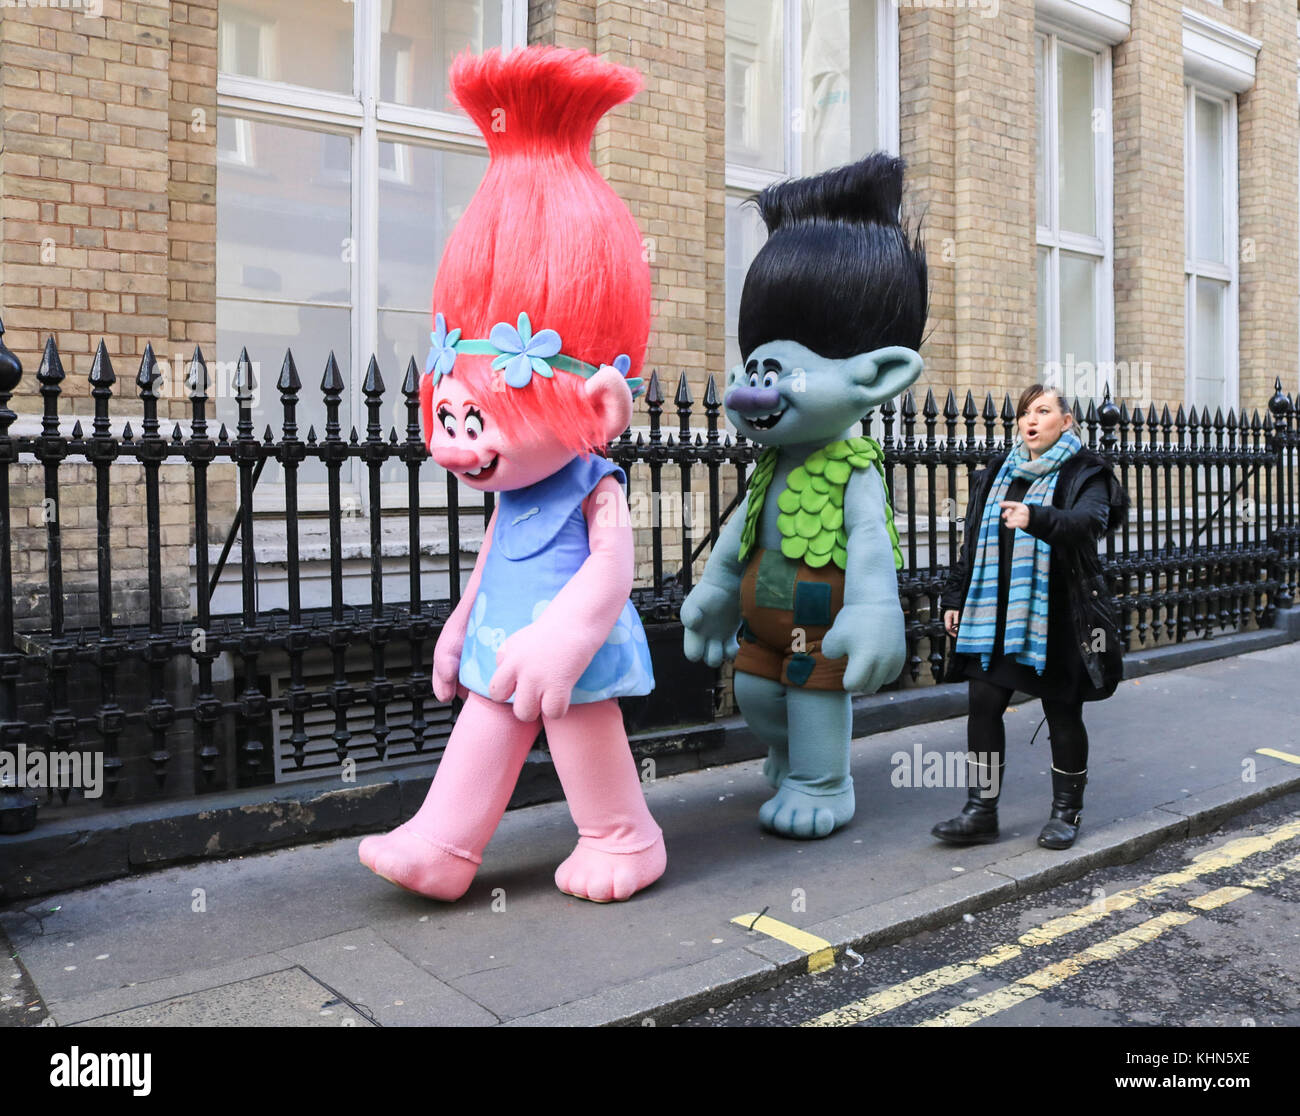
left=734, top=547, right=847, bottom=690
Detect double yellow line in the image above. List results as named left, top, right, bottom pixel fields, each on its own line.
left=802, top=816, right=1300, bottom=1027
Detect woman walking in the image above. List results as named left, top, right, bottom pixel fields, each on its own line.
left=935, top=384, right=1128, bottom=849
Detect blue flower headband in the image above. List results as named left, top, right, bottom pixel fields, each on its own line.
left=424, top=312, right=644, bottom=398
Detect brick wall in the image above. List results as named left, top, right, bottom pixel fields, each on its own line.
left=0, top=0, right=217, bottom=630
left=0, top=0, right=174, bottom=411
left=166, top=0, right=217, bottom=365
left=1112, top=0, right=1186, bottom=406
left=1237, top=0, right=1299, bottom=409
left=530, top=0, right=726, bottom=398
left=899, top=7, right=957, bottom=406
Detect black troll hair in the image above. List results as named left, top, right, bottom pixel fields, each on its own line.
left=737, top=152, right=928, bottom=362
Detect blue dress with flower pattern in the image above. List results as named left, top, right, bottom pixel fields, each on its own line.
left=459, top=455, right=655, bottom=705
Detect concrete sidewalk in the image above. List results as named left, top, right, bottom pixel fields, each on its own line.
left=3, top=643, right=1298, bottom=1027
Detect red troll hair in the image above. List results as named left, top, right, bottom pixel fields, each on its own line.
left=423, top=47, right=651, bottom=455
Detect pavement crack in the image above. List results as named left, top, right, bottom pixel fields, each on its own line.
left=453, top=962, right=512, bottom=979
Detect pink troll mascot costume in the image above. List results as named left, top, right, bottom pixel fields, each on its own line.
left=358, top=47, right=666, bottom=903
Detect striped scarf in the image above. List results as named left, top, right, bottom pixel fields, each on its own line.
left=954, top=428, right=1082, bottom=675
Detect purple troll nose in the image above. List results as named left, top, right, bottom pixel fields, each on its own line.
left=726, top=386, right=782, bottom=414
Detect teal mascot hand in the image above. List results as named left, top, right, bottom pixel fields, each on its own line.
left=681, top=154, right=927, bottom=838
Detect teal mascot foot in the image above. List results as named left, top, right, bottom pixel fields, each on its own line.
left=751, top=688, right=854, bottom=839
left=758, top=782, right=855, bottom=838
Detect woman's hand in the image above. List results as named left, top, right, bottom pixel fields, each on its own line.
left=943, top=609, right=960, bottom=638
left=999, top=500, right=1030, bottom=530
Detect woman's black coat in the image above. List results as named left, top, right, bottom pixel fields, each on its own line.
left=940, top=446, right=1130, bottom=702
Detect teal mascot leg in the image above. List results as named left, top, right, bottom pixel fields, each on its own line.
left=733, top=670, right=789, bottom=789
left=756, top=688, right=853, bottom=837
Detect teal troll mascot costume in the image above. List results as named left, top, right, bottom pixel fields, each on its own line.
left=681, top=153, right=926, bottom=838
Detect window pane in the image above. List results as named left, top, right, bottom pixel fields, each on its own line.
left=726, top=194, right=769, bottom=369
left=1059, top=251, right=1097, bottom=368
left=1036, top=36, right=1048, bottom=229
left=800, top=0, right=876, bottom=172
left=215, top=302, right=351, bottom=488
left=1191, top=276, right=1226, bottom=411
left=382, top=0, right=505, bottom=113
left=217, top=119, right=352, bottom=306
left=378, top=144, right=488, bottom=314
left=1037, top=246, right=1050, bottom=369
left=219, top=0, right=353, bottom=95
left=1057, top=44, right=1095, bottom=238
left=1195, top=95, right=1225, bottom=265
left=727, top=0, right=785, bottom=172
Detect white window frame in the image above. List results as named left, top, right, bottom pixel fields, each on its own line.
left=1034, top=27, right=1114, bottom=397
left=1183, top=83, right=1239, bottom=414
left=724, top=0, right=899, bottom=373
left=216, top=0, right=527, bottom=513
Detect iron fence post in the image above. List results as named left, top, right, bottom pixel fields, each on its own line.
left=0, top=318, right=37, bottom=832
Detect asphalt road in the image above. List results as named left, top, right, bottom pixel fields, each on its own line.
left=683, top=791, right=1300, bottom=1028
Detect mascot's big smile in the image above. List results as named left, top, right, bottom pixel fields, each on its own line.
left=746, top=407, right=786, bottom=430
left=462, top=454, right=499, bottom=480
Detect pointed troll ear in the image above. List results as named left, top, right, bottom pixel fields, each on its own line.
left=585, top=364, right=634, bottom=443
left=845, top=346, right=923, bottom=401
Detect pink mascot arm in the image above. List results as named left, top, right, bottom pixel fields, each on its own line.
left=487, top=474, right=633, bottom=721
left=432, top=512, right=496, bottom=704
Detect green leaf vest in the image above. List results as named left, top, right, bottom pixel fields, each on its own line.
left=737, top=437, right=903, bottom=572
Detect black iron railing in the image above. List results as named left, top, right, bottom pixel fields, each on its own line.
left=0, top=316, right=1297, bottom=827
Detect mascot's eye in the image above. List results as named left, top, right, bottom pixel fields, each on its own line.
left=748, top=370, right=760, bottom=388
left=761, top=369, right=779, bottom=390
left=437, top=407, right=458, bottom=436
left=463, top=410, right=484, bottom=439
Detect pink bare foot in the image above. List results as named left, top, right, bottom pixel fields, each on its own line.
left=358, top=825, right=479, bottom=902
left=554, top=834, right=667, bottom=903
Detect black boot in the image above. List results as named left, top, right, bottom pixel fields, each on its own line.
left=1038, top=766, right=1086, bottom=849
left=931, top=757, right=1004, bottom=845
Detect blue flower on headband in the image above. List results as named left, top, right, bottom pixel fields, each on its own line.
left=425, top=313, right=462, bottom=384
left=489, top=312, right=563, bottom=389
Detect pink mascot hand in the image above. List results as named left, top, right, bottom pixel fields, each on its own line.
left=488, top=619, right=586, bottom=722
left=431, top=621, right=467, bottom=704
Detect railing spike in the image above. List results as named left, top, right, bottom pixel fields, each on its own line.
left=402, top=355, right=420, bottom=397
left=277, top=349, right=300, bottom=393
left=88, top=339, right=115, bottom=386
left=362, top=353, right=384, bottom=397
left=320, top=351, right=344, bottom=393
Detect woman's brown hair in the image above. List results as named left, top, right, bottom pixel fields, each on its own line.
left=1016, top=383, right=1069, bottom=419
